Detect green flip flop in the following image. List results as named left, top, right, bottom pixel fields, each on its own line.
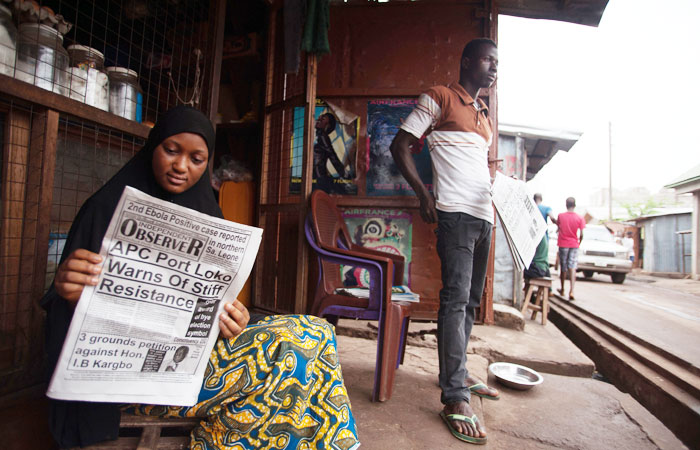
left=440, top=411, right=487, bottom=445
left=469, top=382, right=500, bottom=401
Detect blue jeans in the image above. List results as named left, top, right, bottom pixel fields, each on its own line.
left=436, top=211, right=492, bottom=405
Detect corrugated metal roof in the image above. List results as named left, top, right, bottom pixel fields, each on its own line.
left=632, top=207, right=692, bottom=222
left=665, top=163, right=700, bottom=189
left=499, top=123, right=582, bottom=180
left=499, top=0, right=610, bottom=27
left=335, top=1, right=609, bottom=28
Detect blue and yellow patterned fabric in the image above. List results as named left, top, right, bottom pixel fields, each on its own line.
left=124, top=315, right=360, bottom=450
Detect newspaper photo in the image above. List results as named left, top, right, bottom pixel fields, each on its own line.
left=491, top=172, right=547, bottom=271
left=47, top=186, right=263, bottom=406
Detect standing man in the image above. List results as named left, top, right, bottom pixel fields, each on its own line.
left=390, top=38, right=499, bottom=445
left=556, top=197, right=585, bottom=300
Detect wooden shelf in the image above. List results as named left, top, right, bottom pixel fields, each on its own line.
left=317, top=86, right=493, bottom=99
left=0, top=73, right=150, bottom=139
left=317, top=87, right=422, bottom=98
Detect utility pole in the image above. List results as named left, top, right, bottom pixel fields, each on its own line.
left=608, top=121, right=613, bottom=221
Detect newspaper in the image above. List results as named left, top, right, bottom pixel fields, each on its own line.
left=47, top=186, right=263, bottom=406
left=491, top=172, right=547, bottom=272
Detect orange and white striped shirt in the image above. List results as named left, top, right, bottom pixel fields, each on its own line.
left=400, top=83, right=493, bottom=223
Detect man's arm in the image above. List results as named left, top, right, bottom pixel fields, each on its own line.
left=548, top=210, right=558, bottom=225
left=390, top=129, right=437, bottom=223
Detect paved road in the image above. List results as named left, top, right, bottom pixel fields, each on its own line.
left=554, top=271, right=700, bottom=369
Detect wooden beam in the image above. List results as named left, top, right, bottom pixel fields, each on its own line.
left=0, top=108, right=30, bottom=376
left=317, top=87, right=491, bottom=99
left=480, top=0, right=498, bottom=326
left=0, top=74, right=149, bottom=139
left=317, top=88, right=422, bottom=98
left=206, top=0, right=227, bottom=124
left=253, top=4, right=279, bottom=308
left=263, top=93, right=305, bottom=114
left=294, top=53, right=318, bottom=314
left=334, top=196, right=420, bottom=208
left=31, top=109, right=59, bottom=304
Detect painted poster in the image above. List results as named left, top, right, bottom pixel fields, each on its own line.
left=290, top=100, right=359, bottom=195
left=366, top=99, right=433, bottom=196
left=341, top=208, right=412, bottom=287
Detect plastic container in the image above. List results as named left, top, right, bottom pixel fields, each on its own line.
left=15, top=23, right=70, bottom=95
left=67, top=45, right=109, bottom=111
left=106, top=66, right=141, bottom=121
left=0, top=5, right=17, bottom=77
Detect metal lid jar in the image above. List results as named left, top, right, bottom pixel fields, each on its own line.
left=106, top=66, right=142, bottom=121
left=67, top=44, right=109, bottom=111
left=15, top=23, right=70, bottom=96
left=0, top=5, right=17, bottom=77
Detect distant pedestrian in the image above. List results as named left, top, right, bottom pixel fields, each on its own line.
left=534, top=193, right=557, bottom=240
left=557, top=197, right=585, bottom=300
left=524, top=194, right=557, bottom=279
left=622, top=231, right=635, bottom=262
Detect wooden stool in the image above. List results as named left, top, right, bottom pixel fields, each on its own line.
left=521, top=277, right=551, bottom=325
left=79, top=414, right=199, bottom=450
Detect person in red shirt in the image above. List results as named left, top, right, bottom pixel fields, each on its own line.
left=556, top=197, right=585, bottom=300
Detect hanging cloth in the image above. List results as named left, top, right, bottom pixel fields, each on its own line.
left=301, top=0, right=331, bottom=55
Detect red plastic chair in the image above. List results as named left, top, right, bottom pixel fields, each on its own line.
left=307, top=190, right=411, bottom=402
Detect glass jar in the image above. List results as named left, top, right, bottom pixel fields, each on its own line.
left=0, top=5, right=17, bottom=77
left=15, top=23, right=70, bottom=96
left=106, top=66, right=142, bottom=121
left=67, top=45, right=109, bottom=111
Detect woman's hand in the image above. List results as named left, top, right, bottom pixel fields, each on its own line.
left=219, top=299, right=249, bottom=339
left=54, top=249, right=103, bottom=305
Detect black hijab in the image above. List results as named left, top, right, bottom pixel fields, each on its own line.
left=41, top=106, right=222, bottom=448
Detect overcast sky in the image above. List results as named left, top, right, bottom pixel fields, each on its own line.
left=498, top=0, right=700, bottom=214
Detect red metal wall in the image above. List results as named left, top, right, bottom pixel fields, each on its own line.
left=316, top=1, right=495, bottom=320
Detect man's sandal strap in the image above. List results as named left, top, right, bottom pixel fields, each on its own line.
left=444, top=413, right=479, bottom=426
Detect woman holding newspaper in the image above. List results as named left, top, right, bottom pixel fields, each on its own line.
left=42, top=106, right=360, bottom=449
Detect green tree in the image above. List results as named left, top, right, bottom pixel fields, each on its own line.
left=620, top=198, right=662, bottom=220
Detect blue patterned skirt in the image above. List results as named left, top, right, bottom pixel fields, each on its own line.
left=123, top=315, right=360, bottom=450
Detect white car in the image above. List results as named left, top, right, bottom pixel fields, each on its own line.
left=549, top=224, right=631, bottom=284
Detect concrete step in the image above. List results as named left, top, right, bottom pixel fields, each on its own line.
left=548, top=296, right=700, bottom=449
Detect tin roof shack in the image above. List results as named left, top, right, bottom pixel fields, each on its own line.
left=254, top=0, right=609, bottom=323
left=665, top=163, right=700, bottom=279
left=494, top=124, right=581, bottom=308
left=633, top=209, right=693, bottom=276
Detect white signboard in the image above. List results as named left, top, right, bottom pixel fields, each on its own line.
left=491, top=172, right=547, bottom=271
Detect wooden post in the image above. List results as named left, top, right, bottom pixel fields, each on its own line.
left=14, top=109, right=59, bottom=380
left=479, top=0, right=498, bottom=325
left=294, top=53, right=318, bottom=313
left=0, top=106, right=59, bottom=393
left=206, top=0, right=226, bottom=124
left=205, top=0, right=226, bottom=182
left=0, top=108, right=30, bottom=372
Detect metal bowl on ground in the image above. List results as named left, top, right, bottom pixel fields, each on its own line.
left=488, top=362, right=543, bottom=390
